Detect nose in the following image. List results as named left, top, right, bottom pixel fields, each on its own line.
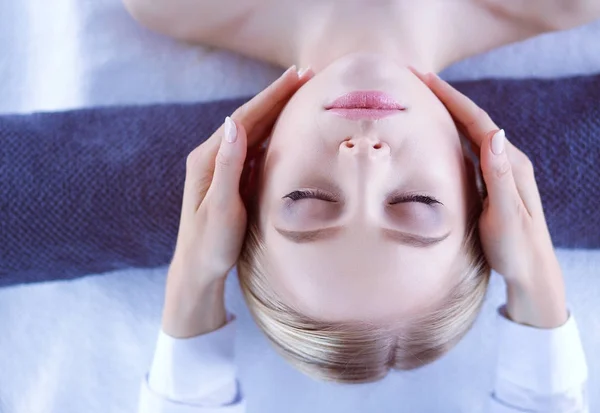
left=339, top=136, right=391, bottom=158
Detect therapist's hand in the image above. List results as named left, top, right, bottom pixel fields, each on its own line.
left=415, top=70, right=568, bottom=329
left=164, top=66, right=314, bottom=338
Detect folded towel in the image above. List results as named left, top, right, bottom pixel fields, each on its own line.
left=1, top=74, right=599, bottom=286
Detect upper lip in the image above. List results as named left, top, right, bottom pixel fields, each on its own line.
left=325, top=91, right=406, bottom=111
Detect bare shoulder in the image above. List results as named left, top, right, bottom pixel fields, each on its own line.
left=122, top=0, right=297, bottom=65
left=430, top=0, right=600, bottom=68
left=477, top=0, right=600, bottom=30
left=123, top=0, right=255, bottom=40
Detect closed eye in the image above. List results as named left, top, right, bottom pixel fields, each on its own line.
left=285, top=191, right=441, bottom=205
left=284, top=189, right=338, bottom=203
left=388, top=194, right=443, bottom=206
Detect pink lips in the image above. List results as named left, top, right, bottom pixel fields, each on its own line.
left=325, top=91, right=406, bottom=120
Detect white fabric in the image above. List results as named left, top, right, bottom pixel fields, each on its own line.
left=139, top=377, right=244, bottom=413
left=141, top=312, right=588, bottom=413
left=1, top=0, right=600, bottom=412
left=148, top=325, right=238, bottom=404
left=1, top=251, right=599, bottom=413
left=140, top=320, right=243, bottom=413
left=490, top=312, right=588, bottom=413
left=1, top=0, right=600, bottom=114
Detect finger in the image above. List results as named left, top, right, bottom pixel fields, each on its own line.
left=298, top=67, right=316, bottom=82
left=417, top=71, right=545, bottom=219
left=422, top=73, right=499, bottom=149
left=504, top=145, right=545, bottom=217
left=408, top=65, right=427, bottom=83
left=202, top=65, right=308, bottom=158
left=206, top=117, right=248, bottom=209
left=479, top=129, right=524, bottom=220
left=182, top=143, right=214, bottom=218
left=231, top=66, right=310, bottom=143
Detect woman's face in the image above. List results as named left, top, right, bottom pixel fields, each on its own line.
left=258, top=53, right=472, bottom=324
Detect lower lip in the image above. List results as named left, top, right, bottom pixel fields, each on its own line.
left=326, top=91, right=405, bottom=120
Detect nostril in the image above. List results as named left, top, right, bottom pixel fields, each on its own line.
left=344, top=141, right=355, bottom=148
left=373, top=143, right=382, bottom=150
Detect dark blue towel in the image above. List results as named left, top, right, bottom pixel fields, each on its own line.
left=1, top=74, right=599, bottom=287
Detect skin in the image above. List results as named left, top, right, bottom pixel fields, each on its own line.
left=124, top=0, right=600, bottom=72
left=260, top=55, right=472, bottom=322
left=164, top=68, right=314, bottom=337
left=416, top=70, right=569, bottom=328
left=122, top=0, right=600, bottom=336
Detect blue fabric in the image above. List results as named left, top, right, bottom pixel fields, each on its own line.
left=458, top=74, right=600, bottom=250
left=1, top=74, right=599, bottom=286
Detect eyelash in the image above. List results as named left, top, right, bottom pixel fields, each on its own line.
left=388, top=194, right=442, bottom=206
left=284, top=190, right=337, bottom=202
left=284, top=190, right=442, bottom=206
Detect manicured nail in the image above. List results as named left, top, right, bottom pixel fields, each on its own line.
left=284, top=65, right=297, bottom=77
left=491, top=129, right=505, bottom=155
left=420, top=72, right=434, bottom=83
left=224, top=116, right=237, bottom=143
left=297, top=67, right=310, bottom=78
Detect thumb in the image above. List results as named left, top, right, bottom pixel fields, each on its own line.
left=480, top=129, right=521, bottom=220
left=209, top=117, right=248, bottom=206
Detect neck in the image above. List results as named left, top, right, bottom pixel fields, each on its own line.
left=292, top=3, right=443, bottom=73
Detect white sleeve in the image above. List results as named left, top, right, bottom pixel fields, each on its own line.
left=138, top=318, right=245, bottom=413
left=489, top=307, right=588, bottom=413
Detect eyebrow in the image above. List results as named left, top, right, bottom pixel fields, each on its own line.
left=275, top=226, right=451, bottom=247
left=275, top=226, right=343, bottom=243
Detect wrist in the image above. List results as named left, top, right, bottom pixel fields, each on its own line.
left=505, top=270, right=568, bottom=329
left=162, top=265, right=228, bottom=338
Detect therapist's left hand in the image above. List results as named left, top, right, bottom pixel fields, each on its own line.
left=164, top=66, right=314, bottom=338
left=171, top=65, right=313, bottom=283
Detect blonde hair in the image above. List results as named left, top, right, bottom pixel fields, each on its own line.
left=238, top=155, right=490, bottom=383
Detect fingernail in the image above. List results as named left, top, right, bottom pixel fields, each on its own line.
left=297, top=67, right=310, bottom=78
left=491, top=129, right=505, bottom=155
left=421, top=72, right=434, bottom=83
left=224, top=116, right=237, bottom=143
left=284, top=65, right=297, bottom=77
left=429, top=72, right=442, bottom=81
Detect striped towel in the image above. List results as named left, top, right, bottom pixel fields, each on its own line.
left=1, top=75, right=599, bottom=286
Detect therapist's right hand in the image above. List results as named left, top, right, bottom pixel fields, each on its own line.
left=163, top=66, right=313, bottom=339
left=416, top=71, right=568, bottom=329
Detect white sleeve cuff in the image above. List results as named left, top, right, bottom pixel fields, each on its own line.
left=493, top=307, right=588, bottom=412
left=147, top=317, right=240, bottom=405
left=139, top=376, right=245, bottom=413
